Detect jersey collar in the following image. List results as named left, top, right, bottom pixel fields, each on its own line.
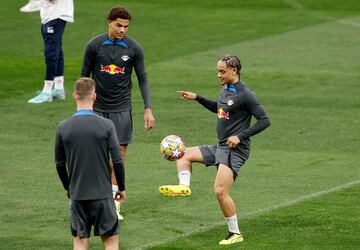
left=227, top=81, right=244, bottom=93
left=226, top=84, right=237, bottom=93
left=73, top=109, right=96, bottom=116
left=102, top=37, right=128, bottom=48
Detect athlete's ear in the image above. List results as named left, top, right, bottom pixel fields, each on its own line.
left=93, top=92, right=97, bottom=102
left=72, top=92, right=76, bottom=100
left=232, top=67, right=237, bottom=75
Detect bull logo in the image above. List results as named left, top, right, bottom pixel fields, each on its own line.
left=217, top=108, right=229, bottom=119
left=100, top=64, right=125, bottom=75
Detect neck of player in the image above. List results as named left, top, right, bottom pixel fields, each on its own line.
left=77, top=101, right=93, bottom=111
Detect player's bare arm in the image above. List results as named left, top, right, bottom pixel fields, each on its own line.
left=226, top=135, right=241, bottom=148
left=144, top=108, right=155, bottom=130
left=177, top=90, right=197, bottom=100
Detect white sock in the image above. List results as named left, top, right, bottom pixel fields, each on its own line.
left=112, top=184, right=118, bottom=198
left=225, top=214, right=241, bottom=234
left=42, top=80, right=53, bottom=94
left=178, top=170, right=191, bottom=186
left=54, top=76, right=64, bottom=90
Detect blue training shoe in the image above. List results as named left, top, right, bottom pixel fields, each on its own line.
left=51, top=89, right=66, bottom=100
left=28, top=92, right=52, bottom=104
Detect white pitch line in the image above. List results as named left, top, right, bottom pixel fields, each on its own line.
left=240, top=179, right=360, bottom=219
left=282, top=0, right=360, bottom=28
left=338, top=19, right=360, bottom=28
left=282, top=0, right=304, bottom=11
left=135, top=180, right=360, bottom=250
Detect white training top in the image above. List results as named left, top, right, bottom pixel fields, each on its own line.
left=40, top=0, right=74, bottom=24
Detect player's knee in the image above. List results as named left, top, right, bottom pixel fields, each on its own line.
left=45, top=56, right=59, bottom=65
left=73, top=237, right=89, bottom=250
left=214, top=185, right=226, bottom=201
left=181, top=147, right=202, bottom=163
left=101, top=235, right=118, bottom=250
left=177, top=151, right=191, bottom=164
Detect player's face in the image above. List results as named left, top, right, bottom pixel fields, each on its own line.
left=216, top=61, right=238, bottom=85
left=108, top=18, right=130, bottom=40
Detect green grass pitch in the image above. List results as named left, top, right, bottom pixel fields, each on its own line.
left=0, top=0, right=359, bottom=249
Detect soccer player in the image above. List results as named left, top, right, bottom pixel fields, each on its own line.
left=159, top=55, right=270, bottom=245
left=55, top=77, right=125, bottom=250
left=81, top=6, right=155, bottom=219
left=28, top=0, right=74, bottom=103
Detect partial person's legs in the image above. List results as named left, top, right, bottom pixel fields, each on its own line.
left=73, top=236, right=89, bottom=250
left=43, top=19, right=66, bottom=88
left=215, top=164, right=243, bottom=245
left=214, top=164, right=236, bottom=217
left=29, top=19, right=66, bottom=103
left=105, top=111, right=132, bottom=220
left=55, top=43, right=64, bottom=77
left=101, top=235, right=119, bottom=250
left=159, top=147, right=204, bottom=196
left=111, top=145, right=127, bottom=184
left=176, top=146, right=204, bottom=185
left=52, top=39, right=66, bottom=99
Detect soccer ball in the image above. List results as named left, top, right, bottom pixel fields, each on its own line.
left=160, top=135, right=186, bottom=161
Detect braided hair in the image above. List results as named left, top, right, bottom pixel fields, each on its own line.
left=218, top=55, right=241, bottom=76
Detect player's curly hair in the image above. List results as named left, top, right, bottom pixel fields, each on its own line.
left=219, top=55, right=241, bottom=76
left=107, top=6, right=132, bottom=21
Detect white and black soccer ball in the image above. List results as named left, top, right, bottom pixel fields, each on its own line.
left=160, top=135, right=186, bottom=161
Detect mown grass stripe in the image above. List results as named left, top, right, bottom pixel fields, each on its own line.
left=138, top=179, right=360, bottom=250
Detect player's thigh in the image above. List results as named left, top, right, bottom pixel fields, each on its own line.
left=101, top=235, right=119, bottom=250
left=43, top=19, right=66, bottom=54
left=214, top=164, right=234, bottom=194
left=198, top=144, right=218, bottom=166
left=71, top=200, right=92, bottom=238
left=96, top=111, right=133, bottom=145
left=91, top=198, right=119, bottom=237
left=108, top=111, right=132, bottom=144
left=73, top=236, right=89, bottom=250
left=182, top=146, right=205, bottom=163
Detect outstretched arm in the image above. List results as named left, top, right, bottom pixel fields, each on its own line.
left=177, top=90, right=197, bottom=100
left=177, top=90, right=217, bottom=113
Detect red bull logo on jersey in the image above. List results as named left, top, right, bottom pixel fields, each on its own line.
left=217, top=108, right=229, bottom=119
left=100, top=64, right=125, bottom=75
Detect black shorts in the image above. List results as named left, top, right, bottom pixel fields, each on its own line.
left=199, top=144, right=248, bottom=180
left=70, top=198, right=119, bottom=238
left=96, top=111, right=133, bottom=145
